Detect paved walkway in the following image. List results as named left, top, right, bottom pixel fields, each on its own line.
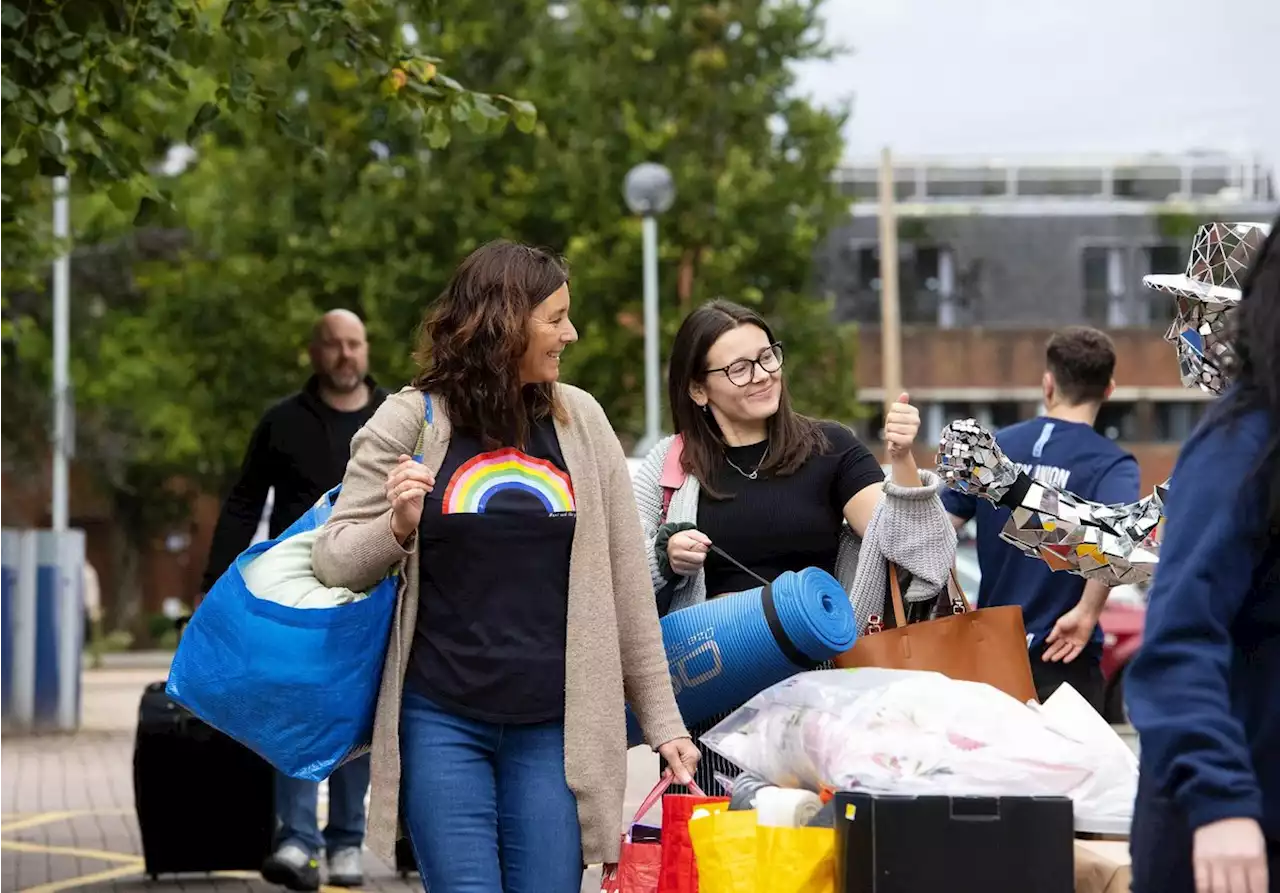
left=2, top=666, right=662, bottom=893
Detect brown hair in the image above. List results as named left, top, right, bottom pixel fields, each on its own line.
left=412, top=240, right=569, bottom=448
left=1044, top=326, right=1117, bottom=405
left=669, top=299, right=828, bottom=498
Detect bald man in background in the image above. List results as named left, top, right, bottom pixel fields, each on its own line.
left=200, top=309, right=387, bottom=891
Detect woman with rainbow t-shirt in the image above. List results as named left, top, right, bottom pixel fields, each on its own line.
left=310, top=240, right=698, bottom=892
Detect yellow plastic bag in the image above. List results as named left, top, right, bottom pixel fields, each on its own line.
left=756, top=825, right=834, bottom=893
left=688, top=810, right=835, bottom=893
left=688, top=809, right=758, bottom=893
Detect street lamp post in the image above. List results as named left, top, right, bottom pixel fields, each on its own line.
left=623, top=162, right=675, bottom=456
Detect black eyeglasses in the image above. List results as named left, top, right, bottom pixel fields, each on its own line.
left=705, top=343, right=784, bottom=387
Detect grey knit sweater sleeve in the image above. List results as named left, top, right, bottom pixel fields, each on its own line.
left=843, top=469, right=959, bottom=634
left=632, top=435, right=679, bottom=593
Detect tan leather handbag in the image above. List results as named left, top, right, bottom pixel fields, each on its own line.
left=834, top=564, right=1039, bottom=704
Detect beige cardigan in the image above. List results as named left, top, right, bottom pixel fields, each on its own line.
left=311, top=385, right=689, bottom=866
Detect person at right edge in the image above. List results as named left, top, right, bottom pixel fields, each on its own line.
left=1126, top=218, right=1280, bottom=893
left=941, top=327, right=1141, bottom=714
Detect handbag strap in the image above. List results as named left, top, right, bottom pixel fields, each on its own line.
left=886, top=566, right=908, bottom=628
left=947, top=566, right=973, bottom=612
left=885, top=562, right=972, bottom=626
left=629, top=776, right=707, bottom=831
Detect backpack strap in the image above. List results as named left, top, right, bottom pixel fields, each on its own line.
left=658, top=434, right=686, bottom=522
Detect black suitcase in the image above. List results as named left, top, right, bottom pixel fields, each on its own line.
left=133, top=681, right=276, bottom=878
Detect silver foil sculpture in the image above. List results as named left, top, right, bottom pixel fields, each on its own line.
left=938, top=419, right=1165, bottom=585
left=935, top=221, right=1270, bottom=585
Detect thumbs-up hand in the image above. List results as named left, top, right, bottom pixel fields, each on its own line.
left=884, top=392, right=920, bottom=460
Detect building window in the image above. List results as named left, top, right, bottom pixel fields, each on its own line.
left=1140, top=243, right=1185, bottom=327
left=1153, top=401, right=1208, bottom=442
left=1095, top=401, right=1140, bottom=442
left=854, top=243, right=953, bottom=326
left=988, top=401, right=1025, bottom=430
left=1082, top=246, right=1128, bottom=326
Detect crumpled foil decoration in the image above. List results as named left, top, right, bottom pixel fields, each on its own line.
left=932, top=220, right=1271, bottom=587
left=1144, top=222, right=1269, bottom=394
left=935, top=418, right=1021, bottom=503
left=939, top=419, right=1165, bottom=586
left=1163, top=295, right=1235, bottom=394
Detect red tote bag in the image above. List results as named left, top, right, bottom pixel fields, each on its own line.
left=658, top=782, right=730, bottom=893
left=602, top=778, right=719, bottom=893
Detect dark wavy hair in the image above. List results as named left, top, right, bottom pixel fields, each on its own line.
left=1219, top=214, right=1280, bottom=535
left=668, top=299, right=828, bottom=499
left=412, top=240, right=569, bottom=448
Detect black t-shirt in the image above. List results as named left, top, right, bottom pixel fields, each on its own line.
left=316, top=401, right=374, bottom=468
left=406, top=414, right=576, bottom=723
left=699, top=421, right=885, bottom=598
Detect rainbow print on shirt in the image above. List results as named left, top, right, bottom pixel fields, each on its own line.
left=441, top=448, right=576, bottom=516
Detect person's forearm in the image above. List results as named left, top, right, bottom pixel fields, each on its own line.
left=889, top=451, right=920, bottom=487
left=1078, top=579, right=1110, bottom=616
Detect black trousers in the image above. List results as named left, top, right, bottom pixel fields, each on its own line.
left=1028, top=643, right=1105, bottom=715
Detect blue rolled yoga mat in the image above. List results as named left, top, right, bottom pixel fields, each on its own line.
left=626, top=567, right=856, bottom=747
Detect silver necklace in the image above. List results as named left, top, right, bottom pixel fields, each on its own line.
left=724, top=441, right=768, bottom=480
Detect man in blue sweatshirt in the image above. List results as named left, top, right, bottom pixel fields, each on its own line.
left=943, top=327, right=1141, bottom=713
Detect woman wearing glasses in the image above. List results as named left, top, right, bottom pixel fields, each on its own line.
left=633, top=299, right=957, bottom=793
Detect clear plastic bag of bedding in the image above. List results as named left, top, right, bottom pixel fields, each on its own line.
left=700, top=668, right=1136, bottom=825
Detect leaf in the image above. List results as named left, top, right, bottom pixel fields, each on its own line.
left=1, top=76, right=16, bottom=101
left=426, top=112, right=452, bottom=149
left=47, top=85, right=75, bottom=115
left=221, top=0, right=244, bottom=26
left=287, top=46, right=306, bottom=70
left=186, top=102, right=220, bottom=142
left=1, top=4, right=25, bottom=28
left=508, top=99, right=537, bottom=134
left=466, top=95, right=505, bottom=134
left=108, top=182, right=136, bottom=211
left=39, top=128, right=64, bottom=156
left=2, top=147, right=26, bottom=165
left=133, top=197, right=161, bottom=226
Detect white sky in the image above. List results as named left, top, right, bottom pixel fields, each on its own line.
left=792, top=0, right=1280, bottom=172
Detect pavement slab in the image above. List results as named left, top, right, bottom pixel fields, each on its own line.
left=2, top=667, right=659, bottom=893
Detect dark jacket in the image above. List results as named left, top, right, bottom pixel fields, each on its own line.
left=1127, top=400, right=1280, bottom=883
left=200, top=376, right=389, bottom=591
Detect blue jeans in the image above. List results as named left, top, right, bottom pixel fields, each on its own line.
left=399, top=690, right=583, bottom=893
left=275, top=752, right=371, bottom=857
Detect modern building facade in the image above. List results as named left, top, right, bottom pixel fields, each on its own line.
left=815, top=151, right=1278, bottom=491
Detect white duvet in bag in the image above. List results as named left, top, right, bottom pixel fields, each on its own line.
left=240, top=528, right=371, bottom=609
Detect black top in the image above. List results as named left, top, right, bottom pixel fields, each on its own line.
left=201, top=376, right=388, bottom=590
left=699, top=421, right=885, bottom=598
left=406, top=413, right=576, bottom=724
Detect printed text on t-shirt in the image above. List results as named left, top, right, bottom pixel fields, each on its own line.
left=1015, top=462, right=1073, bottom=490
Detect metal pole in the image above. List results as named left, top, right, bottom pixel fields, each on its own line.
left=642, top=214, right=660, bottom=452
left=52, top=168, right=70, bottom=532
left=877, top=146, right=903, bottom=464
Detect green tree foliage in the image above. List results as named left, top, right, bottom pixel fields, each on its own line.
left=2, top=0, right=858, bottom=622
left=0, top=0, right=532, bottom=216
left=134, top=0, right=857, bottom=453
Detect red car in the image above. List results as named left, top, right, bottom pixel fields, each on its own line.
left=1099, top=585, right=1147, bottom=723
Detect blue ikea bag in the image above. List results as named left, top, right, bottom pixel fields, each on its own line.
left=166, top=395, right=432, bottom=781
